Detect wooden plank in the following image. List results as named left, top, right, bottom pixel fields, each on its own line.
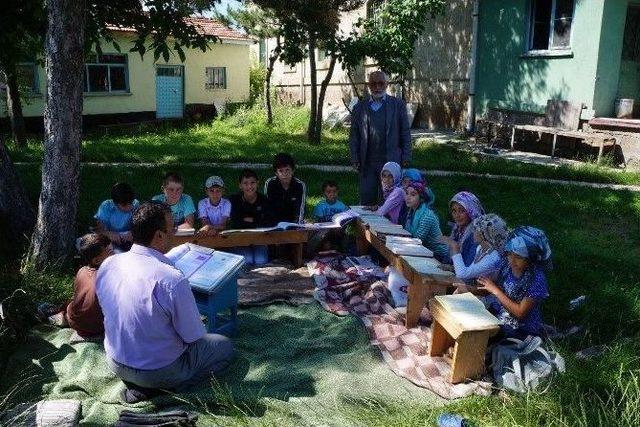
left=450, top=330, right=496, bottom=383
left=428, top=319, right=454, bottom=357
left=170, top=229, right=310, bottom=249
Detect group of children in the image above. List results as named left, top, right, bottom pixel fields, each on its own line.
left=364, top=161, right=552, bottom=339
left=66, top=155, right=551, bottom=342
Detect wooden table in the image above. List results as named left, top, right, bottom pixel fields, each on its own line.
left=429, top=295, right=500, bottom=383
left=170, top=229, right=311, bottom=267
left=354, top=220, right=457, bottom=328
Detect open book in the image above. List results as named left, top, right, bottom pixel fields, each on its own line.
left=433, top=293, right=500, bottom=330
left=165, top=243, right=245, bottom=292
left=219, top=209, right=360, bottom=235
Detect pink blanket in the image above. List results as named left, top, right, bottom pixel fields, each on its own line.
left=308, top=254, right=492, bottom=399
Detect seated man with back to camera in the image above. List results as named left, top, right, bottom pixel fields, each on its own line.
left=96, top=201, right=234, bottom=403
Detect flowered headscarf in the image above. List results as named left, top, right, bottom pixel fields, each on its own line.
left=472, top=214, right=509, bottom=254
left=449, top=191, right=484, bottom=242
left=381, top=161, right=402, bottom=198
left=403, top=168, right=435, bottom=208
left=504, top=226, right=552, bottom=270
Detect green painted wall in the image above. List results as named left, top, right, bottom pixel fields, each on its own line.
left=593, top=0, right=628, bottom=116
left=475, top=0, right=608, bottom=118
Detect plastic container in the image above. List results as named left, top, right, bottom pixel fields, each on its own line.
left=615, top=98, right=634, bottom=119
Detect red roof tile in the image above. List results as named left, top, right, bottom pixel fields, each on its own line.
left=107, top=17, right=251, bottom=42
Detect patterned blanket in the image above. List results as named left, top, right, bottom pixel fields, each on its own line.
left=308, top=254, right=493, bottom=399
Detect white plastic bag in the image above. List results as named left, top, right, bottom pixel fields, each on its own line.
left=386, top=267, right=409, bottom=307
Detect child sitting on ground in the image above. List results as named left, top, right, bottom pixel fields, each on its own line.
left=403, top=178, right=449, bottom=262
left=197, top=175, right=231, bottom=236
left=94, top=182, right=139, bottom=250
left=229, top=169, right=275, bottom=265
left=310, top=180, right=349, bottom=253
left=152, top=172, right=196, bottom=230
left=313, top=180, right=348, bottom=222
left=265, top=152, right=306, bottom=224
left=399, top=168, right=436, bottom=226
left=442, top=191, right=485, bottom=265
left=477, top=226, right=551, bottom=339
left=445, top=213, right=509, bottom=286
left=66, top=233, right=114, bottom=339
left=365, top=161, right=405, bottom=224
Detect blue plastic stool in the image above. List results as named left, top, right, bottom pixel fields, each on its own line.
left=191, top=271, right=239, bottom=337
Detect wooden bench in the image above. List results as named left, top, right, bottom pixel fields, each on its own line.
left=353, top=219, right=457, bottom=329
left=170, top=229, right=311, bottom=268
left=509, top=100, right=617, bottom=163
left=429, top=294, right=500, bottom=383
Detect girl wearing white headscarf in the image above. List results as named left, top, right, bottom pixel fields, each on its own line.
left=446, top=213, right=509, bottom=282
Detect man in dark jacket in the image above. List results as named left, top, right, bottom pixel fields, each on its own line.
left=349, top=70, right=412, bottom=205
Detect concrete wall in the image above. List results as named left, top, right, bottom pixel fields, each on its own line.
left=475, top=0, right=607, bottom=119
left=259, top=0, right=473, bottom=130
left=0, top=32, right=250, bottom=119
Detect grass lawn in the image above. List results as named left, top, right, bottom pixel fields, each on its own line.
left=7, top=104, right=640, bottom=186
left=1, top=162, right=639, bottom=425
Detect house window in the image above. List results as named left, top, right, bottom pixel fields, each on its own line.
left=529, top=0, right=574, bottom=52
left=367, top=0, right=386, bottom=28
left=283, top=64, right=297, bottom=74
left=317, top=48, right=329, bottom=62
left=205, top=67, right=226, bottom=89
left=16, top=63, right=40, bottom=94
left=259, top=39, right=267, bottom=65
left=84, top=54, right=129, bottom=93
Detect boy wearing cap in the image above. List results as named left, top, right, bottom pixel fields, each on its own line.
left=198, top=176, right=231, bottom=236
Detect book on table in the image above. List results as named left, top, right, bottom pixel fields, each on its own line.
left=401, top=255, right=454, bottom=279
left=369, top=225, right=413, bottom=237
left=349, top=205, right=374, bottom=216
left=386, top=241, right=434, bottom=257
left=432, top=293, right=500, bottom=331
left=384, top=236, right=423, bottom=246
left=165, top=243, right=245, bottom=293
left=218, top=209, right=360, bottom=235
left=174, top=227, right=196, bottom=236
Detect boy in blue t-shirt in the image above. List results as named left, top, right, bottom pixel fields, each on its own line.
left=152, top=172, right=196, bottom=229
left=313, top=180, right=348, bottom=222
left=310, top=180, right=349, bottom=254
left=94, top=182, right=139, bottom=249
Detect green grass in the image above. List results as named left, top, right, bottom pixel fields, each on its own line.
left=2, top=162, right=639, bottom=425
left=7, top=103, right=640, bottom=186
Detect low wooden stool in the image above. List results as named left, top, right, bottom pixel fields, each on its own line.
left=428, top=294, right=500, bottom=383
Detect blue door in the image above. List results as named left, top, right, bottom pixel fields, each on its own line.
left=156, top=65, right=184, bottom=119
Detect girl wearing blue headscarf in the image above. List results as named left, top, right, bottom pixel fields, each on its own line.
left=398, top=168, right=436, bottom=226
left=477, top=226, right=551, bottom=338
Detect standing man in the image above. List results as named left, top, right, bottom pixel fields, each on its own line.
left=96, top=201, right=234, bottom=403
left=349, top=70, right=412, bottom=205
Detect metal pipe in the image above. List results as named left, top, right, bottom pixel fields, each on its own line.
left=466, top=0, right=480, bottom=134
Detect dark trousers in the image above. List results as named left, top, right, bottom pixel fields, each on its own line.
left=359, top=160, right=385, bottom=205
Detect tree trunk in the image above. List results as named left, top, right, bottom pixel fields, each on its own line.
left=264, top=37, right=280, bottom=126
left=27, top=0, right=86, bottom=269
left=346, top=68, right=361, bottom=100
left=314, top=55, right=337, bottom=144
left=3, top=67, right=27, bottom=148
left=0, top=137, right=35, bottom=249
left=306, top=36, right=318, bottom=144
